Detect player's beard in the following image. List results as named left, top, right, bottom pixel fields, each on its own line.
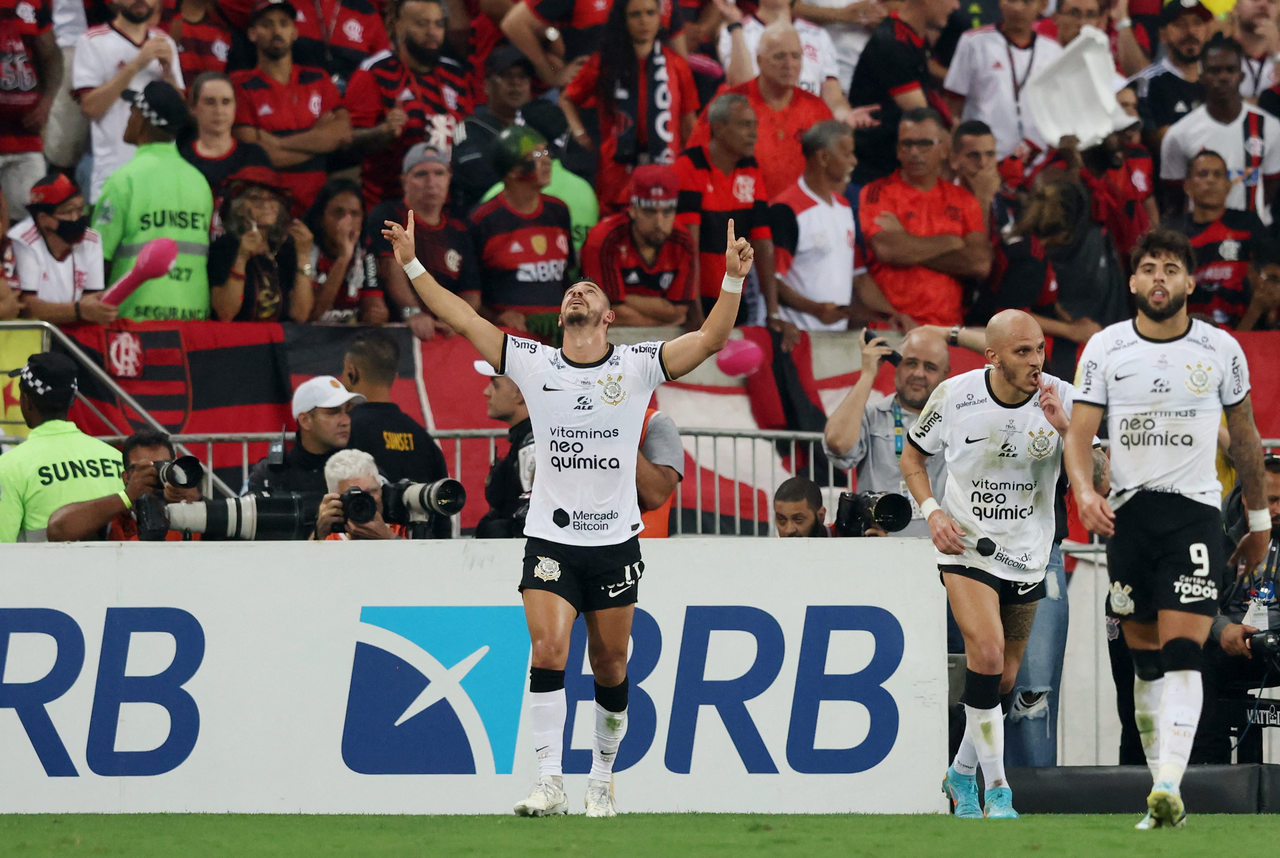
left=404, top=36, right=441, bottom=68
left=261, top=40, right=290, bottom=61
left=1135, top=288, right=1187, bottom=322
left=562, top=305, right=601, bottom=328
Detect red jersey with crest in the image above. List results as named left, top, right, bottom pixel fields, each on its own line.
left=674, top=144, right=771, bottom=299
left=1169, top=209, right=1266, bottom=329
left=470, top=193, right=573, bottom=314
left=581, top=212, right=696, bottom=305
left=159, top=1, right=231, bottom=78
left=0, top=0, right=52, bottom=153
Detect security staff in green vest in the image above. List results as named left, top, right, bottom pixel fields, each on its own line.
left=0, top=353, right=125, bottom=542
left=92, top=80, right=213, bottom=321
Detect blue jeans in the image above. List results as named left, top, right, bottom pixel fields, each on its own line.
left=1005, top=544, right=1068, bottom=767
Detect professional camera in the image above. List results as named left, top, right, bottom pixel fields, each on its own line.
left=833, top=490, right=912, bottom=536
left=339, top=486, right=380, bottom=525
left=134, top=456, right=206, bottom=539
left=383, top=478, right=466, bottom=539
left=161, top=493, right=319, bottom=540
left=1251, top=629, right=1280, bottom=664
left=155, top=455, right=203, bottom=488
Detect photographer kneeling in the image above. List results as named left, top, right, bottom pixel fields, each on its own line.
left=47, top=429, right=203, bottom=541
left=314, top=449, right=404, bottom=541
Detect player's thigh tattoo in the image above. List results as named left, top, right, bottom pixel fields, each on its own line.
left=1001, top=603, right=1039, bottom=641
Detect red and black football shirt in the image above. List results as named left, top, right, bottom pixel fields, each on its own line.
left=1170, top=209, right=1268, bottom=328
left=581, top=211, right=696, bottom=304
left=160, top=2, right=232, bottom=78
left=674, top=144, right=771, bottom=299
left=470, top=193, right=573, bottom=314
left=366, top=198, right=480, bottom=299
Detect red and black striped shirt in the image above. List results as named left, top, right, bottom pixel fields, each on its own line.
left=1170, top=209, right=1267, bottom=329
left=470, top=194, right=573, bottom=315
left=581, top=212, right=696, bottom=304
left=674, top=144, right=771, bottom=299
left=367, top=198, right=480, bottom=299
left=0, top=0, right=51, bottom=154
left=160, top=2, right=232, bottom=78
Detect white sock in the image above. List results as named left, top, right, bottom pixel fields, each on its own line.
left=964, top=704, right=1006, bottom=790
left=951, top=732, right=978, bottom=777
left=1133, top=675, right=1165, bottom=782
left=589, top=703, right=627, bottom=781
left=529, top=689, right=566, bottom=780
left=1156, top=669, right=1202, bottom=788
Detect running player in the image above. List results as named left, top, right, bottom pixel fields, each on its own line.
left=1064, top=228, right=1270, bottom=830
left=382, top=213, right=751, bottom=818
left=899, top=309, right=1076, bottom=820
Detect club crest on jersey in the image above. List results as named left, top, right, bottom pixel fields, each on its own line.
left=1185, top=362, right=1212, bottom=395
left=1219, top=239, right=1240, bottom=261
left=533, top=557, right=561, bottom=581
left=532, top=235, right=547, bottom=255
left=1109, top=582, right=1135, bottom=615
left=1026, top=428, right=1054, bottom=460
left=733, top=175, right=755, bottom=203
left=598, top=374, right=626, bottom=406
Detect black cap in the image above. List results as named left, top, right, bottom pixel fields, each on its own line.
left=516, top=99, right=568, bottom=153
left=486, top=44, right=535, bottom=78
left=7, top=353, right=78, bottom=405
left=249, top=0, right=298, bottom=24
left=1161, top=0, right=1214, bottom=24
left=122, top=81, right=191, bottom=132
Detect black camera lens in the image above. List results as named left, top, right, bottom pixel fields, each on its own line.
left=154, top=455, right=203, bottom=489
left=340, top=487, right=380, bottom=524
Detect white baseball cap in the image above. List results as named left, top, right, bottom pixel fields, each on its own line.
left=473, top=359, right=502, bottom=377
left=292, top=375, right=365, bottom=418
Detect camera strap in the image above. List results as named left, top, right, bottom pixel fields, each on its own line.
left=891, top=399, right=905, bottom=458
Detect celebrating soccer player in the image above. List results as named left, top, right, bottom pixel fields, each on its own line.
left=899, top=310, right=1078, bottom=820
left=1065, top=228, right=1271, bottom=830
left=382, top=213, right=750, bottom=817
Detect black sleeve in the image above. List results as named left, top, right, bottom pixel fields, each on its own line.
left=207, top=234, right=238, bottom=285
left=457, top=227, right=481, bottom=294
left=769, top=202, right=799, bottom=259
left=365, top=201, right=393, bottom=257
left=418, top=427, right=449, bottom=481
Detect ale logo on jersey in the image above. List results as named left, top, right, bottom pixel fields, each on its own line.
left=341, top=606, right=529, bottom=774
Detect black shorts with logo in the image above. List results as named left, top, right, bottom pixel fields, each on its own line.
left=1106, top=491, right=1225, bottom=623
left=939, top=565, right=1046, bottom=605
left=521, top=536, right=644, bottom=614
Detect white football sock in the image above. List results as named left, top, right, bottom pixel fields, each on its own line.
left=1133, top=675, right=1165, bottom=782
left=964, top=704, right=1006, bottom=790
left=1156, top=670, right=1202, bottom=788
left=529, top=689, right=566, bottom=780
left=589, top=703, right=627, bottom=781
left=951, top=732, right=978, bottom=777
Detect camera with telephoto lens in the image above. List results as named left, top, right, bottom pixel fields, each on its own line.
left=382, top=478, right=466, bottom=538
left=134, top=456, right=205, bottom=540
left=160, top=493, right=320, bottom=540
left=338, top=486, right=380, bottom=526
left=1251, top=629, right=1280, bottom=664
left=833, top=490, right=913, bottom=536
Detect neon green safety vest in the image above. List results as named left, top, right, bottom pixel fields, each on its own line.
left=0, top=420, right=123, bottom=542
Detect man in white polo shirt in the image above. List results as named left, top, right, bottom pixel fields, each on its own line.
left=769, top=120, right=860, bottom=331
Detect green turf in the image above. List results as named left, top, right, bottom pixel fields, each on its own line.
left=2, top=814, right=1279, bottom=856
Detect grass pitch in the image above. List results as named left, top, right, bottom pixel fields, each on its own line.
left=2, top=813, right=1279, bottom=857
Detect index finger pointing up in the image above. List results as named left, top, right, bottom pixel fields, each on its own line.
left=727, top=218, right=736, bottom=245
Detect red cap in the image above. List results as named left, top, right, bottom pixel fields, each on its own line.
left=27, top=173, right=78, bottom=208
left=629, top=164, right=679, bottom=208
left=225, top=165, right=292, bottom=200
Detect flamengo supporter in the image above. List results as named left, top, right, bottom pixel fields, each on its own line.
left=345, top=0, right=470, bottom=210
left=159, top=0, right=233, bottom=79
left=901, top=310, right=1079, bottom=820
left=451, top=45, right=533, bottom=215
left=46, top=428, right=203, bottom=541
left=675, top=93, right=793, bottom=348
left=581, top=164, right=697, bottom=328
left=790, top=0, right=886, bottom=90
left=470, top=126, right=572, bottom=335
left=207, top=165, right=313, bottom=322
left=93, top=82, right=213, bottom=322
left=560, top=0, right=699, bottom=213
left=769, top=120, right=860, bottom=332
left=0, top=353, right=123, bottom=543
left=281, top=0, right=389, bottom=91
left=824, top=328, right=950, bottom=537
left=859, top=108, right=990, bottom=328
left=773, top=475, right=829, bottom=537
left=1065, top=228, right=1271, bottom=830
left=942, top=0, right=1063, bottom=162
left=367, top=144, right=479, bottom=341
left=8, top=172, right=114, bottom=326
left=302, top=178, right=387, bottom=325
left=231, top=0, right=349, bottom=215
left=179, top=71, right=272, bottom=231
left=473, top=358, right=534, bottom=539
left=72, top=0, right=183, bottom=202
left=1133, top=0, right=1208, bottom=151
left=848, top=0, right=953, bottom=184
left=0, top=0, right=60, bottom=221
left=1160, top=35, right=1280, bottom=226
left=1233, top=0, right=1279, bottom=100
left=315, top=449, right=405, bottom=540
left=1166, top=150, right=1269, bottom=329
left=381, top=206, right=751, bottom=818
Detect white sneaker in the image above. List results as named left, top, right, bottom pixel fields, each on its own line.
left=513, top=776, right=568, bottom=817
left=584, top=777, right=617, bottom=818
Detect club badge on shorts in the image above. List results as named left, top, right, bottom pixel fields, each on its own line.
left=1109, top=581, right=1135, bottom=615
left=534, top=557, right=561, bottom=581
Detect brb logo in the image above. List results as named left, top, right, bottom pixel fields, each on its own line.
left=341, top=607, right=530, bottom=774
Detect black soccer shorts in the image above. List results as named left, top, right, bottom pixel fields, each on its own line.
left=520, top=536, right=643, bottom=613
left=939, top=565, right=1047, bottom=605
left=1106, top=491, right=1225, bottom=623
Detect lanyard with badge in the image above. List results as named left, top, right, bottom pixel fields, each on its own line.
left=1006, top=35, right=1036, bottom=144
left=892, top=398, right=924, bottom=518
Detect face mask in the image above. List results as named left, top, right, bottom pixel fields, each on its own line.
left=54, top=215, right=90, bottom=244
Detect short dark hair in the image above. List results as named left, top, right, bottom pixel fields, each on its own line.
left=899, top=107, right=945, bottom=129
left=774, top=476, right=822, bottom=510
left=1187, top=148, right=1228, bottom=173
left=1264, top=453, right=1280, bottom=475
left=951, top=120, right=994, bottom=152
left=345, top=329, right=400, bottom=387
left=1203, top=32, right=1244, bottom=64
left=1130, top=227, right=1196, bottom=274
left=122, top=429, right=175, bottom=468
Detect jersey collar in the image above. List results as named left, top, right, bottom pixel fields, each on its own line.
left=561, top=343, right=614, bottom=369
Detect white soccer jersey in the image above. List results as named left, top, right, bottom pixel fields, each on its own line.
left=717, top=17, right=840, bottom=97
left=908, top=368, right=1074, bottom=582
left=72, top=24, right=184, bottom=203
left=773, top=177, right=862, bottom=331
left=6, top=218, right=105, bottom=301
left=501, top=336, right=669, bottom=546
left=943, top=27, right=1062, bottom=159
left=1160, top=104, right=1280, bottom=226
left=1074, top=319, right=1249, bottom=511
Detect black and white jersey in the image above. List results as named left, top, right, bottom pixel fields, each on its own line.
left=1075, top=319, right=1249, bottom=511
left=500, top=335, right=670, bottom=545
left=908, top=368, right=1074, bottom=582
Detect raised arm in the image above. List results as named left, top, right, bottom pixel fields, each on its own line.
left=382, top=213, right=505, bottom=367
left=660, top=219, right=748, bottom=379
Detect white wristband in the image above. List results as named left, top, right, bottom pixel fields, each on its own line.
left=1248, top=508, right=1271, bottom=532
left=721, top=274, right=745, bottom=294
left=402, top=258, right=426, bottom=280
left=920, top=498, right=941, bottom=520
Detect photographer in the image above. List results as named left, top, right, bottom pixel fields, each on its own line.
left=773, top=476, right=829, bottom=537
left=473, top=359, right=534, bottom=538
left=314, top=449, right=404, bottom=541
left=822, top=327, right=950, bottom=537
left=47, top=429, right=202, bottom=541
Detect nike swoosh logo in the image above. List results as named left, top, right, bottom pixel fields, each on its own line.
left=1179, top=594, right=1209, bottom=604
left=965, top=436, right=988, bottom=444
left=1016, top=583, right=1038, bottom=595
left=607, top=583, right=634, bottom=598
left=542, top=383, right=567, bottom=391
left=1114, top=373, right=1137, bottom=381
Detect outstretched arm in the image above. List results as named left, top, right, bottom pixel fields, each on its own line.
left=660, top=219, right=748, bottom=379
left=382, top=213, right=506, bottom=368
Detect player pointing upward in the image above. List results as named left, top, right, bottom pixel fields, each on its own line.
left=383, top=213, right=750, bottom=817
left=1065, top=228, right=1270, bottom=830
